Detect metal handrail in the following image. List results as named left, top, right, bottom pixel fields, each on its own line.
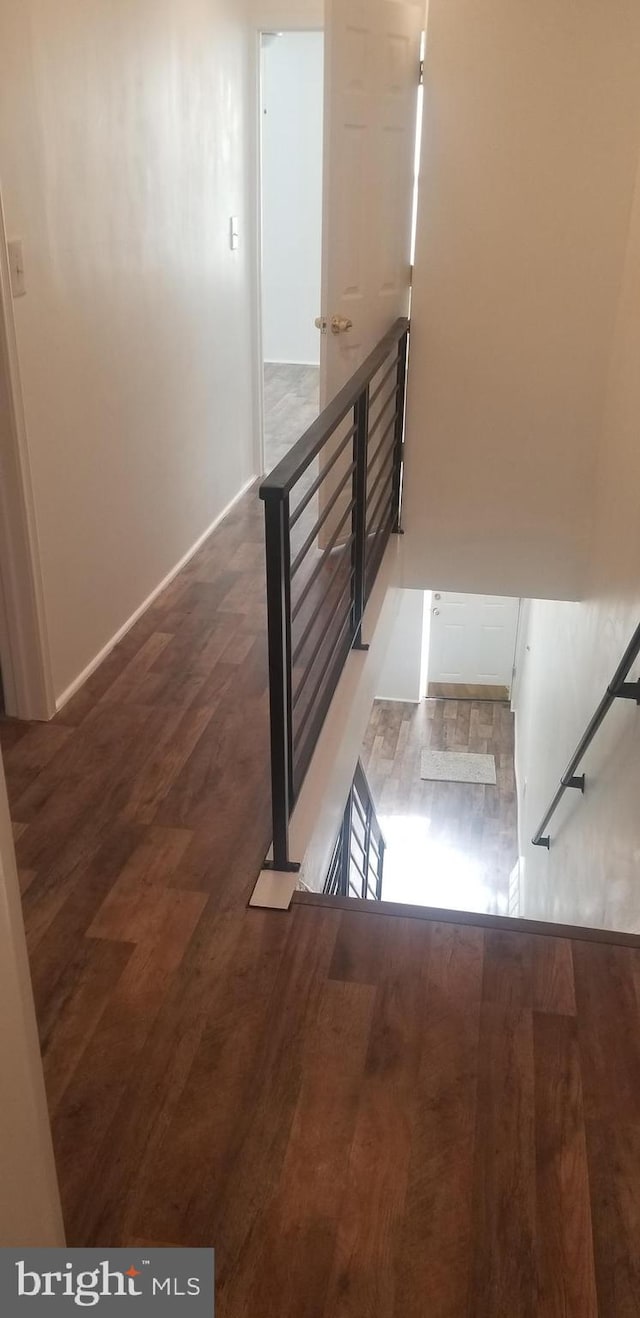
left=260, top=317, right=409, bottom=872
left=260, top=319, right=409, bottom=497
left=532, top=620, right=640, bottom=848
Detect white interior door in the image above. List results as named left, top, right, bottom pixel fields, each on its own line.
left=319, top=0, right=423, bottom=406
left=428, top=593, right=521, bottom=689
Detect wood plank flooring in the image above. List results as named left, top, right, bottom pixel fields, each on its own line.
left=362, top=697, right=518, bottom=914
left=1, top=483, right=640, bottom=1313
left=263, top=363, right=320, bottom=468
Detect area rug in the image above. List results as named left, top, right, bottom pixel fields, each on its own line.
left=420, top=750, right=497, bottom=785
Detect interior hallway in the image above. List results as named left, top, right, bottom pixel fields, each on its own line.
left=263, top=363, right=320, bottom=469
left=1, top=485, right=640, bottom=1314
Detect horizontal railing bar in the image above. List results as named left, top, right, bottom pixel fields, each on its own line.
left=290, top=462, right=356, bottom=578
left=351, top=792, right=367, bottom=828
left=348, top=850, right=368, bottom=888
left=293, top=625, right=353, bottom=796
left=350, top=832, right=368, bottom=867
left=294, top=605, right=354, bottom=746
left=292, top=573, right=355, bottom=710
left=366, top=443, right=395, bottom=515
left=364, top=505, right=394, bottom=600
left=367, top=384, right=401, bottom=441
left=368, top=356, right=400, bottom=409
left=532, top=618, right=640, bottom=847
left=366, top=523, right=393, bottom=588
left=366, top=476, right=395, bottom=541
left=291, top=504, right=354, bottom=623
left=289, top=423, right=357, bottom=530
left=366, top=414, right=396, bottom=475
left=350, top=804, right=367, bottom=838
left=260, top=317, right=409, bottom=498
left=291, top=556, right=355, bottom=667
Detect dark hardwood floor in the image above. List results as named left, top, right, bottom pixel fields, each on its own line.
left=1, top=483, right=640, bottom=1314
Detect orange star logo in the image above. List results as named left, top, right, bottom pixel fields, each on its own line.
left=126, top=1267, right=141, bottom=1278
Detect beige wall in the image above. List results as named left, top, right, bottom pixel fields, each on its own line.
left=401, top=0, right=640, bottom=602
left=252, top=0, right=323, bottom=29
left=0, top=0, right=258, bottom=703
left=0, top=756, right=64, bottom=1244
left=514, top=141, right=640, bottom=932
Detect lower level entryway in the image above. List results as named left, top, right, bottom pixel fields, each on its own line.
left=361, top=696, right=518, bottom=916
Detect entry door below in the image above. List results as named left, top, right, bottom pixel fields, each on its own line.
left=427, top=593, right=521, bottom=697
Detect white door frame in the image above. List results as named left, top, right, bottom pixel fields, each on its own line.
left=252, top=10, right=325, bottom=478
left=0, top=187, right=55, bottom=721
left=0, top=753, right=65, bottom=1243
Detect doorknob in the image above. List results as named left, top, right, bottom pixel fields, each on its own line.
left=433, top=608, right=440, bottom=616
left=330, top=315, right=353, bottom=335
left=314, top=316, right=327, bottom=333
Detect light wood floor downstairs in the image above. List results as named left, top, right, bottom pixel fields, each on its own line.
left=1, top=484, right=639, bottom=1315
left=362, top=697, right=518, bottom=914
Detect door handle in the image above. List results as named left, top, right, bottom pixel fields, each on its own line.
left=432, top=608, right=440, bottom=616
left=314, top=316, right=327, bottom=332
left=330, top=315, right=353, bottom=335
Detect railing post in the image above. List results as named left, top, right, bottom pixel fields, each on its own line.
left=262, top=491, right=298, bottom=872
left=392, top=328, right=409, bottom=532
left=352, top=386, right=370, bottom=649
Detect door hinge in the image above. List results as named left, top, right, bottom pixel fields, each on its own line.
left=419, top=58, right=424, bottom=86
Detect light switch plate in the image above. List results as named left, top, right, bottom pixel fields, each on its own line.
left=7, top=239, right=26, bottom=297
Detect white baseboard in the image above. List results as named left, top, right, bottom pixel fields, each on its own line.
left=374, top=695, right=421, bottom=704
left=55, top=475, right=257, bottom=713
left=264, top=359, right=320, bottom=369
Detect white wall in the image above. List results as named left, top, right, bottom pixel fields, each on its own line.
left=262, top=32, right=324, bottom=366
left=376, top=588, right=426, bottom=702
left=0, top=756, right=64, bottom=1244
left=0, top=0, right=258, bottom=704
left=400, top=0, right=640, bottom=603
left=514, top=138, right=640, bottom=933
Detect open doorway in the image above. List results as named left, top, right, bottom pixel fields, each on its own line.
left=259, top=30, right=324, bottom=472
left=347, top=588, right=524, bottom=918
left=0, top=195, right=54, bottom=723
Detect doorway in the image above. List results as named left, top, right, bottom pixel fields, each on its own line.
left=0, top=194, right=54, bottom=722
left=259, top=30, right=324, bottom=472
left=355, top=587, right=523, bottom=917
left=425, top=592, right=521, bottom=701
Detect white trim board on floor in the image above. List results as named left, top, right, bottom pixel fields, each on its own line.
left=56, top=475, right=258, bottom=714
left=263, top=359, right=321, bottom=369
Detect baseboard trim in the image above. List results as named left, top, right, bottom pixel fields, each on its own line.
left=293, top=891, right=640, bottom=948
left=263, top=359, right=320, bottom=369
left=55, top=475, right=258, bottom=713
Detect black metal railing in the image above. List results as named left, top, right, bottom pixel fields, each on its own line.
left=325, top=760, right=385, bottom=900
left=260, top=317, right=409, bottom=871
left=532, top=619, right=640, bottom=848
